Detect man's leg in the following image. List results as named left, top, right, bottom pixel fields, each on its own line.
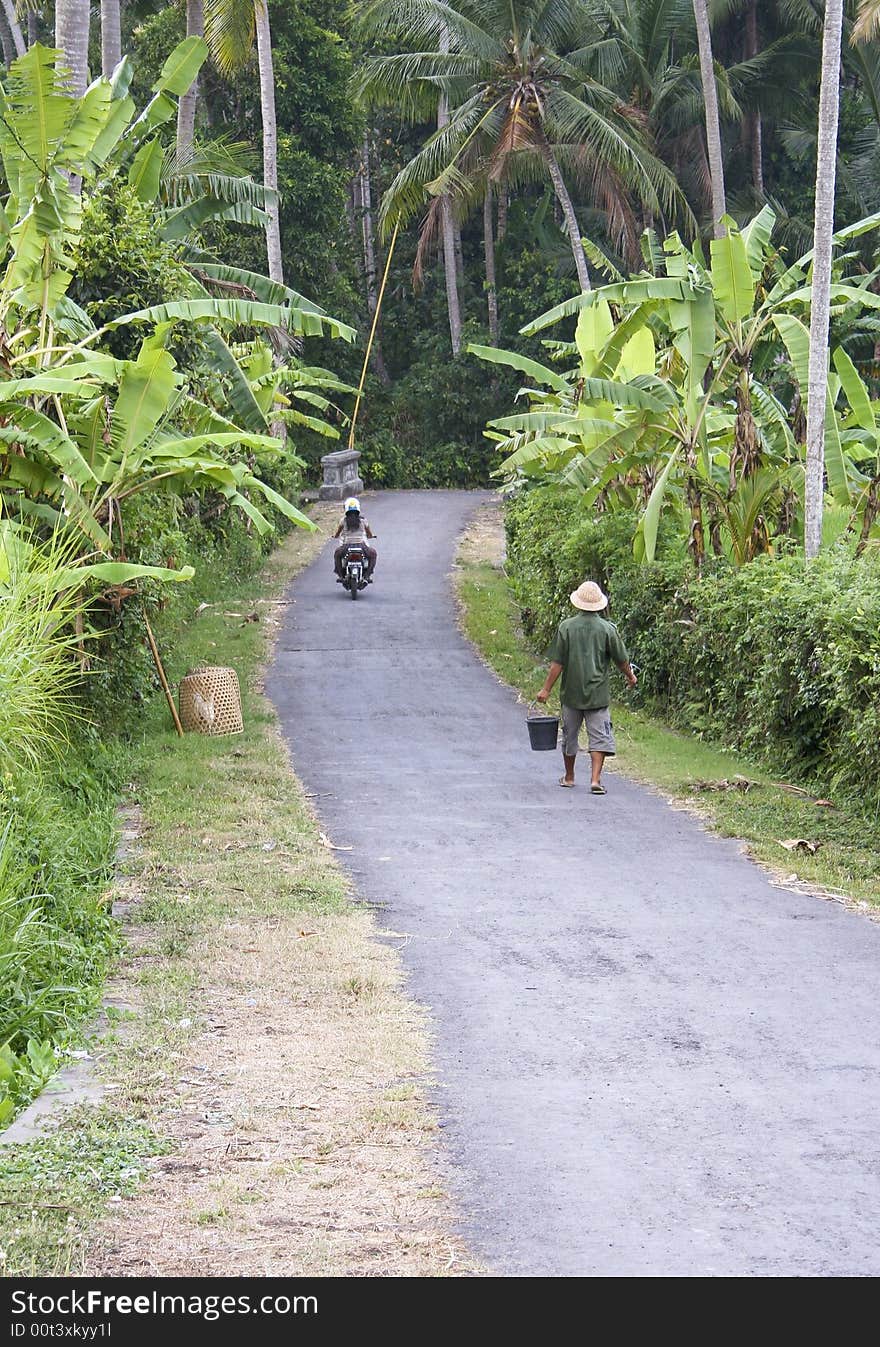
left=560, top=706, right=583, bottom=786
left=585, top=709, right=615, bottom=794
left=334, top=545, right=345, bottom=579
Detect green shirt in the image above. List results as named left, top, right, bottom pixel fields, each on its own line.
left=547, top=612, right=629, bottom=711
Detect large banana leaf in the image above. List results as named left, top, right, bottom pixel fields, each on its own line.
left=741, top=205, right=776, bottom=277
left=109, top=343, right=179, bottom=461
left=201, top=329, right=268, bottom=431
left=161, top=197, right=268, bottom=240
left=109, top=298, right=354, bottom=342
left=833, top=347, right=876, bottom=433
left=710, top=224, right=755, bottom=325
left=521, top=279, right=688, bottom=335
left=128, top=138, right=164, bottom=202
left=773, top=312, right=851, bottom=504
left=153, top=36, right=208, bottom=97
left=58, top=560, right=195, bottom=588
left=468, top=343, right=571, bottom=393
left=635, top=448, right=679, bottom=563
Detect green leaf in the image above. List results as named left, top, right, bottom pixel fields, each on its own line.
left=710, top=223, right=755, bottom=324
left=152, top=36, right=208, bottom=96
left=128, top=138, right=164, bottom=202
left=521, top=279, right=688, bottom=335
left=110, top=343, right=179, bottom=460
left=201, top=330, right=268, bottom=432
left=58, top=561, right=195, bottom=588
left=574, top=300, right=613, bottom=376
left=833, top=348, right=876, bottom=433
left=161, top=197, right=267, bottom=240
left=635, top=448, right=679, bottom=563
left=467, top=344, right=571, bottom=393
left=741, top=205, right=776, bottom=277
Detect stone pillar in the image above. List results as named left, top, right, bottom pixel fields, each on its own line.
left=318, top=448, right=364, bottom=501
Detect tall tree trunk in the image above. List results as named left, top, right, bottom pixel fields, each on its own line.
left=692, top=0, right=726, bottom=236
left=805, top=0, right=845, bottom=559
left=438, top=27, right=462, bottom=355
left=1, top=0, right=24, bottom=60
left=100, top=0, right=121, bottom=76
left=497, top=186, right=508, bottom=243
left=453, top=218, right=464, bottom=288
left=483, top=185, right=499, bottom=344
left=255, top=0, right=283, bottom=284
left=0, top=9, right=15, bottom=66
left=176, top=0, right=204, bottom=159
left=359, top=134, right=390, bottom=386
left=55, top=0, right=91, bottom=95
left=744, top=0, right=764, bottom=194
left=543, top=143, right=591, bottom=291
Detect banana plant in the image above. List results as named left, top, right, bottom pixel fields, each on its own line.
left=0, top=43, right=357, bottom=587
left=476, top=205, right=880, bottom=564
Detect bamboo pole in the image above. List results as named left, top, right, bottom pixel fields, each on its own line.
left=348, top=215, right=400, bottom=452
left=144, top=616, right=184, bottom=737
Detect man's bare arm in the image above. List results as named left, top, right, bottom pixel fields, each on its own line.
left=536, top=662, right=564, bottom=703
left=619, top=661, right=637, bottom=687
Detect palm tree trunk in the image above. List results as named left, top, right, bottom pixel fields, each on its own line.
left=176, top=0, right=204, bottom=158
left=453, top=218, right=464, bottom=288
left=55, top=0, right=91, bottom=95
left=497, top=187, right=508, bottom=243
left=0, top=11, right=14, bottom=66
left=805, top=0, right=845, bottom=559
left=1, top=0, right=24, bottom=60
left=692, top=0, right=726, bottom=236
left=359, top=134, right=390, bottom=386
left=438, top=27, right=462, bottom=355
left=483, top=185, right=499, bottom=344
left=543, top=144, right=591, bottom=291
left=744, top=0, right=764, bottom=194
left=255, top=0, right=283, bottom=284
left=100, top=0, right=121, bottom=76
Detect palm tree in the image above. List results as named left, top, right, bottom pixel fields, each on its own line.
left=805, top=0, right=846, bottom=559
left=356, top=0, right=686, bottom=297
left=204, top=0, right=283, bottom=283
left=177, top=0, right=204, bottom=156
left=692, top=0, right=726, bottom=235
left=55, top=0, right=91, bottom=95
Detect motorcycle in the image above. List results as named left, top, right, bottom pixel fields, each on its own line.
left=340, top=543, right=373, bottom=600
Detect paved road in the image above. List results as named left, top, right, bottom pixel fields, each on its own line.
left=267, top=490, right=880, bottom=1277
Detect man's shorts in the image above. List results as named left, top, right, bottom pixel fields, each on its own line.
left=561, top=705, right=616, bottom=756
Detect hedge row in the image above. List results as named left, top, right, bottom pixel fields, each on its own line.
left=505, top=487, right=880, bottom=804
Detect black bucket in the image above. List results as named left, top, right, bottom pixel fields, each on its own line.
left=526, top=711, right=559, bottom=751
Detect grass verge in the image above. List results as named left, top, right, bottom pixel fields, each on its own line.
left=456, top=510, right=880, bottom=913
left=0, top=511, right=466, bottom=1277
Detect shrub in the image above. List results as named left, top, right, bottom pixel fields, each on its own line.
left=504, top=486, right=880, bottom=804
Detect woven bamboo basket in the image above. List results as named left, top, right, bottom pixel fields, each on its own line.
left=179, top=666, right=243, bottom=736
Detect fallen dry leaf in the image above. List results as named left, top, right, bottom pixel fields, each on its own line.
left=813, top=798, right=834, bottom=808
left=777, top=837, right=822, bottom=854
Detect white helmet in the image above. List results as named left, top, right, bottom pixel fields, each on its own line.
left=344, top=496, right=360, bottom=512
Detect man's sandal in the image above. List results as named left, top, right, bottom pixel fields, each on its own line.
left=559, top=777, right=576, bottom=788
left=590, top=784, right=607, bottom=795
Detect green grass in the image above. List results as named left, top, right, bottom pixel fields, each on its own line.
left=0, top=518, right=346, bottom=1275
left=459, top=561, right=880, bottom=909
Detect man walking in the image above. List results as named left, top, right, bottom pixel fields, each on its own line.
left=536, top=580, right=637, bottom=795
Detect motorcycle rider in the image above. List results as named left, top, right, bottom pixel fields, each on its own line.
left=333, top=497, right=377, bottom=582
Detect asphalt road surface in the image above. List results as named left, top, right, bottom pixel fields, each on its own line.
left=267, top=490, right=880, bottom=1277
